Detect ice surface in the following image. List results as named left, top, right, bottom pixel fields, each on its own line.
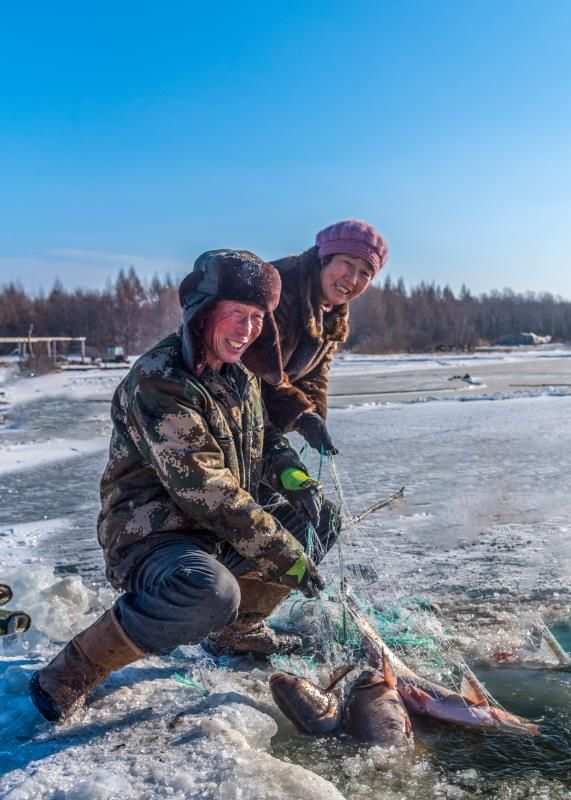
left=0, top=437, right=107, bottom=476
left=333, top=346, right=571, bottom=376
left=0, top=365, right=124, bottom=407
left=2, top=355, right=571, bottom=797
left=1, top=664, right=345, bottom=800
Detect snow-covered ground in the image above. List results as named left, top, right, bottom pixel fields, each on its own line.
left=1, top=353, right=571, bottom=799
left=333, top=345, right=571, bottom=376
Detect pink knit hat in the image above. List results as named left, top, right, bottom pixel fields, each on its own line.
left=316, top=219, right=389, bottom=274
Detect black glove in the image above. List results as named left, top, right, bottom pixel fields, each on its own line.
left=280, top=467, right=323, bottom=528
left=279, top=554, right=326, bottom=599
left=295, top=412, right=338, bottom=455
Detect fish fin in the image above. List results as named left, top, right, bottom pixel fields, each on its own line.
left=382, top=649, right=397, bottom=689
left=324, top=664, right=355, bottom=693
left=400, top=684, right=433, bottom=714
left=460, top=674, right=488, bottom=707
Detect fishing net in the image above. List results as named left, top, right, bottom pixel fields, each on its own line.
left=265, top=445, right=460, bottom=688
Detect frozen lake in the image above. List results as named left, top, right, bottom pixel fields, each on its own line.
left=1, top=349, right=571, bottom=799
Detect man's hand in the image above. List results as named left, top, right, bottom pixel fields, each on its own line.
left=279, top=554, right=325, bottom=599
left=280, top=467, right=323, bottom=528
left=295, top=412, right=338, bottom=455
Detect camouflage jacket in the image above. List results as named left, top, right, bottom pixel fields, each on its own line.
left=97, top=332, right=305, bottom=589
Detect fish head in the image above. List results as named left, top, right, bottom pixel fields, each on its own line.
left=459, top=674, right=540, bottom=734
left=489, top=706, right=540, bottom=735
left=344, top=669, right=414, bottom=747
left=348, top=650, right=397, bottom=691
left=350, top=668, right=387, bottom=692
left=269, top=671, right=341, bottom=736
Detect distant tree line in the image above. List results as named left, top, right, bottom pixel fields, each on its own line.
left=347, top=278, right=571, bottom=353
left=0, top=268, right=180, bottom=357
left=1, top=267, right=570, bottom=356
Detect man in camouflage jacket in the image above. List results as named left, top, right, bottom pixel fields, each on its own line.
left=30, top=249, right=338, bottom=725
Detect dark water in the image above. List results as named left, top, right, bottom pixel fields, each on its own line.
left=428, top=664, right=571, bottom=775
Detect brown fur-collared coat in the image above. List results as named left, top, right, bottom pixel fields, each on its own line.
left=243, top=246, right=349, bottom=432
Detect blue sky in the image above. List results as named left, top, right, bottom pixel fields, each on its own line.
left=1, top=1, right=570, bottom=297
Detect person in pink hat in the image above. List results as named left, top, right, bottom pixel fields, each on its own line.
left=244, top=219, right=388, bottom=456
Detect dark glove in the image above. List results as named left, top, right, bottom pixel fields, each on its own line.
left=280, top=467, right=323, bottom=528
left=279, top=554, right=325, bottom=599
left=295, top=412, right=338, bottom=455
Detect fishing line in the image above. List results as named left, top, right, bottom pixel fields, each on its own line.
left=326, top=455, right=352, bottom=642
left=285, top=443, right=436, bottom=666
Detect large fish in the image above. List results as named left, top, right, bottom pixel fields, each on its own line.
left=270, top=658, right=413, bottom=747
left=344, top=592, right=539, bottom=735
left=343, top=652, right=413, bottom=747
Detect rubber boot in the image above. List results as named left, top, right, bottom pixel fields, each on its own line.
left=204, top=572, right=302, bottom=657
left=29, top=608, right=144, bottom=723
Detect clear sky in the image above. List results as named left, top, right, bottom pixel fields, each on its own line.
left=1, top=1, right=570, bottom=297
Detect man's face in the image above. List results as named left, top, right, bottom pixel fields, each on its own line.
left=320, top=254, right=375, bottom=307
left=202, top=300, right=265, bottom=370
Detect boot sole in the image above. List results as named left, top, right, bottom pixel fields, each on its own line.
left=29, top=671, right=63, bottom=723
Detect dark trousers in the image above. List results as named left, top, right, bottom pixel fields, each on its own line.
left=115, top=499, right=339, bottom=654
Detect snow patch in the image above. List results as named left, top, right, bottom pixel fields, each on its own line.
left=0, top=436, right=107, bottom=476
left=0, top=562, right=114, bottom=653
left=0, top=691, right=344, bottom=800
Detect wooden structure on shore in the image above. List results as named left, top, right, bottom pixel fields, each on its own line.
left=0, top=336, right=87, bottom=363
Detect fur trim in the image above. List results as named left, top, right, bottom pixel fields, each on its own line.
left=179, top=249, right=283, bottom=377
left=241, top=312, right=283, bottom=385
left=179, top=249, right=281, bottom=313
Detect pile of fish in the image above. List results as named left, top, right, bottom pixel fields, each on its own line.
left=0, top=583, right=31, bottom=637
left=270, top=594, right=539, bottom=747
left=271, top=650, right=414, bottom=747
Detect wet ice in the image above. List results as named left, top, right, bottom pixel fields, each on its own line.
left=1, top=356, right=571, bottom=798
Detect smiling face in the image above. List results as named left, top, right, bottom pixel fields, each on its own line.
left=201, top=299, right=265, bottom=371
left=320, top=254, right=375, bottom=307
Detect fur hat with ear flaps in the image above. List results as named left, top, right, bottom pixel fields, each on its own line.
left=179, top=249, right=284, bottom=382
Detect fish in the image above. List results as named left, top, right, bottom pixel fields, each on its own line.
left=270, top=658, right=413, bottom=747
left=344, top=591, right=539, bottom=735
left=269, top=671, right=343, bottom=735
left=343, top=651, right=413, bottom=747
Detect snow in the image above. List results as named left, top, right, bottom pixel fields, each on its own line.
left=1, top=691, right=344, bottom=800
left=0, top=438, right=108, bottom=477
left=332, top=346, right=571, bottom=376
left=0, top=365, right=123, bottom=406
left=2, top=353, right=571, bottom=798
